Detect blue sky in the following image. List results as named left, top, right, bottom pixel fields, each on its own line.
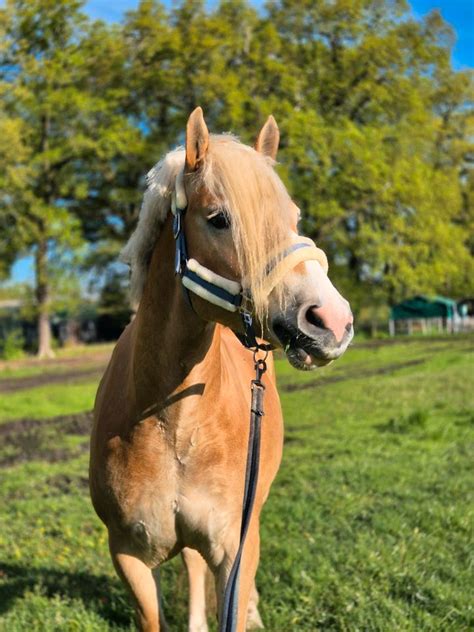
left=85, top=0, right=473, bottom=68
left=410, top=0, right=473, bottom=68
left=10, top=0, right=473, bottom=284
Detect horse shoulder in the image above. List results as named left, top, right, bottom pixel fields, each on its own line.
left=90, top=323, right=142, bottom=520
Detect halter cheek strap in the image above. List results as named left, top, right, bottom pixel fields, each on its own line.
left=172, top=177, right=245, bottom=313
left=171, top=172, right=328, bottom=348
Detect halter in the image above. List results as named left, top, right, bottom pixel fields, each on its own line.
left=171, top=169, right=328, bottom=348
left=171, top=171, right=328, bottom=631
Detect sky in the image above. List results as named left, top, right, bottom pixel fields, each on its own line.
left=84, top=0, right=473, bottom=69
left=9, top=0, right=474, bottom=284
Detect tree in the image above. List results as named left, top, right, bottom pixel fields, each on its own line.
left=0, top=0, right=139, bottom=356
left=2, top=0, right=472, bottom=342
left=0, top=113, right=30, bottom=279
left=262, top=0, right=474, bottom=309
left=120, top=0, right=473, bottom=315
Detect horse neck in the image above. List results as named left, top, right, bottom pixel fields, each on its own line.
left=131, top=213, right=220, bottom=418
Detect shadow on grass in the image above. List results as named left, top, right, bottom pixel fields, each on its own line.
left=0, top=561, right=133, bottom=627
left=375, top=410, right=428, bottom=434
left=280, top=358, right=426, bottom=393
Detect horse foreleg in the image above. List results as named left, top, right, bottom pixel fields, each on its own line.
left=215, top=525, right=263, bottom=632
left=182, top=547, right=209, bottom=632
left=109, top=535, right=168, bottom=632
left=246, top=581, right=264, bottom=629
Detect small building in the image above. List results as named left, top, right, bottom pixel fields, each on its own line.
left=389, top=295, right=464, bottom=335
left=0, top=299, right=37, bottom=350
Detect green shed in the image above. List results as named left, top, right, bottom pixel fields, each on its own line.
left=390, top=295, right=458, bottom=321
left=389, top=295, right=461, bottom=335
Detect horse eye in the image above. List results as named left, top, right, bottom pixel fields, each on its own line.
left=207, top=212, right=230, bottom=230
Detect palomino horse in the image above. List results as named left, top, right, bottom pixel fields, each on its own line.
left=90, top=108, right=353, bottom=632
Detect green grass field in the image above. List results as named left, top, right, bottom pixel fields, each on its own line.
left=0, top=336, right=473, bottom=631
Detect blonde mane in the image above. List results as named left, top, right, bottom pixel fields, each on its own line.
left=121, top=134, right=293, bottom=318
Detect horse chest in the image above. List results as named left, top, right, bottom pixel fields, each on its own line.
left=108, top=414, right=243, bottom=563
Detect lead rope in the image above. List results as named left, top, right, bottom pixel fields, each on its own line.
left=171, top=196, right=272, bottom=631
left=219, top=345, right=268, bottom=632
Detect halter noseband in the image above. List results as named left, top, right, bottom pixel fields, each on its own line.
left=171, top=170, right=328, bottom=348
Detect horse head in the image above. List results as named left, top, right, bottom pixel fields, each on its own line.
left=123, top=107, right=353, bottom=369
left=181, top=108, right=353, bottom=369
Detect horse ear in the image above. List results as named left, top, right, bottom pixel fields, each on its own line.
left=186, top=107, right=209, bottom=171
left=255, top=115, right=280, bottom=160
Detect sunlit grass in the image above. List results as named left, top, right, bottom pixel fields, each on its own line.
left=0, top=335, right=472, bottom=630
left=0, top=382, right=97, bottom=423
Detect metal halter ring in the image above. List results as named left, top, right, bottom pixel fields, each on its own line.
left=254, top=345, right=269, bottom=361
left=253, top=346, right=269, bottom=365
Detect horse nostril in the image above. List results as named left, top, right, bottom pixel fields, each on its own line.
left=305, top=306, right=325, bottom=330
left=345, top=321, right=353, bottom=333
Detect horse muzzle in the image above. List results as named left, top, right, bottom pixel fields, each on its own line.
left=272, top=302, right=354, bottom=371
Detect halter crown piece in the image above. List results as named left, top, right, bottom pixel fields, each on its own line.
left=171, top=169, right=329, bottom=348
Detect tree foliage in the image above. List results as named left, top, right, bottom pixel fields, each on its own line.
left=0, top=0, right=473, bottom=341
left=0, top=0, right=140, bottom=354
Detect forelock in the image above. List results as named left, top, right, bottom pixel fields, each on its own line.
left=121, top=135, right=293, bottom=316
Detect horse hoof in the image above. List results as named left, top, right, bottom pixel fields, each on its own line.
left=246, top=607, right=264, bottom=630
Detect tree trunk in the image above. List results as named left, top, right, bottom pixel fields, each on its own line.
left=35, top=239, right=55, bottom=359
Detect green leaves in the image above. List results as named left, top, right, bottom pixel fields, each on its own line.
left=0, top=0, right=473, bottom=326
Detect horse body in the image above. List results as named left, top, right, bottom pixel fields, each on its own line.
left=90, top=212, right=283, bottom=630
left=91, top=324, right=283, bottom=571
left=90, top=110, right=353, bottom=631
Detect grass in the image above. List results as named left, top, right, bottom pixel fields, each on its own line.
left=0, top=382, right=98, bottom=422
left=0, top=335, right=472, bottom=630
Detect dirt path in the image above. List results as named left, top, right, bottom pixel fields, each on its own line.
left=0, top=347, right=111, bottom=393
left=0, top=412, right=93, bottom=468
left=0, top=347, right=111, bottom=371
left=0, top=366, right=106, bottom=394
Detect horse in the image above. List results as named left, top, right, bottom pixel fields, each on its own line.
left=89, top=108, right=353, bottom=632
